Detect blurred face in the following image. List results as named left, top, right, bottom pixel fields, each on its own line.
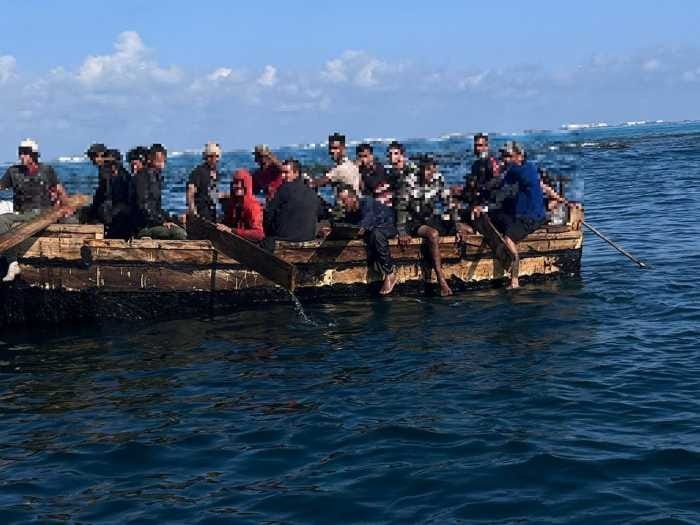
left=388, top=148, right=404, bottom=168
left=233, top=178, right=245, bottom=197
left=474, top=138, right=489, bottom=157
left=206, top=153, right=219, bottom=170
left=130, top=159, right=144, bottom=174
left=501, top=150, right=523, bottom=167
left=151, top=151, right=167, bottom=170
left=92, top=152, right=106, bottom=166
left=280, top=163, right=298, bottom=182
left=357, top=149, right=374, bottom=168
left=422, top=163, right=437, bottom=182
left=255, top=152, right=272, bottom=169
left=329, top=140, right=345, bottom=163
left=338, top=190, right=358, bottom=210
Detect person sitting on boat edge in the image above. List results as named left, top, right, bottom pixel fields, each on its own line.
left=310, top=132, right=361, bottom=221
left=471, top=141, right=546, bottom=289
left=406, top=155, right=458, bottom=296
left=262, top=158, right=320, bottom=251
left=187, top=142, right=224, bottom=223
left=385, top=140, right=418, bottom=248
left=216, top=168, right=264, bottom=242
left=458, top=132, right=502, bottom=233
left=252, top=144, right=284, bottom=201
left=130, top=144, right=187, bottom=240
left=356, top=142, right=387, bottom=197
left=336, top=184, right=398, bottom=295
left=92, top=149, right=132, bottom=239
left=0, top=139, right=73, bottom=282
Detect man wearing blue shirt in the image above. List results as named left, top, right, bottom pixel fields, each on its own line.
left=471, top=141, right=545, bottom=289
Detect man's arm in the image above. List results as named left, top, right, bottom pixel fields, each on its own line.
left=186, top=183, right=197, bottom=214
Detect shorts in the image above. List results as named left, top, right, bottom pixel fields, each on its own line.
left=491, top=213, right=543, bottom=242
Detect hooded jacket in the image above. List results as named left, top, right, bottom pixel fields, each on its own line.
left=224, top=169, right=264, bottom=242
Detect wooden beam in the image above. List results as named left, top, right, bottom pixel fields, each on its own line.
left=0, top=194, right=90, bottom=254
left=187, top=214, right=297, bottom=291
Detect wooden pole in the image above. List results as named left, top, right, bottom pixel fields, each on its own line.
left=583, top=220, right=647, bottom=269
left=0, top=195, right=90, bottom=254
left=187, top=214, right=297, bottom=291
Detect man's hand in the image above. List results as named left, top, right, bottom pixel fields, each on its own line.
left=215, top=223, right=232, bottom=234
left=357, top=227, right=366, bottom=237
left=317, top=225, right=331, bottom=238
left=471, top=206, right=485, bottom=220
left=398, top=233, right=411, bottom=247
left=163, top=222, right=178, bottom=230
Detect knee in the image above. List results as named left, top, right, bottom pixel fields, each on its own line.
left=426, top=228, right=439, bottom=242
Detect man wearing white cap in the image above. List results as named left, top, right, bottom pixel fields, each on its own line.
left=187, top=142, right=223, bottom=222
left=0, top=139, right=71, bottom=281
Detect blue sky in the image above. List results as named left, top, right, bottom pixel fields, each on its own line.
left=1, top=0, right=700, bottom=159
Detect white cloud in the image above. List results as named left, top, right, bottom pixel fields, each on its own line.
left=0, top=55, right=17, bottom=84
left=77, top=31, right=182, bottom=88
left=321, top=50, right=404, bottom=88
left=257, top=65, right=278, bottom=87
left=207, top=67, right=244, bottom=82
left=642, top=58, right=661, bottom=72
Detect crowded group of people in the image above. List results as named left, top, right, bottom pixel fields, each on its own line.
left=0, top=133, right=572, bottom=292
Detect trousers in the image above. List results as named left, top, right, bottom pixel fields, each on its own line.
left=365, top=225, right=397, bottom=276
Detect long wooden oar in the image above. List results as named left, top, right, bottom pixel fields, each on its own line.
left=0, top=195, right=90, bottom=254
left=187, top=214, right=297, bottom=291
left=583, top=220, right=647, bottom=269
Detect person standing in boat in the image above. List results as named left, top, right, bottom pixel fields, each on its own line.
left=356, top=143, right=387, bottom=196
left=130, top=144, right=187, bottom=240
left=187, top=142, right=224, bottom=222
left=405, top=155, right=457, bottom=296
left=216, top=168, right=264, bottom=242
left=337, top=185, right=398, bottom=295
left=262, top=159, right=320, bottom=251
left=0, top=139, right=72, bottom=282
left=252, top=144, right=284, bottom=201
left=472, top=141, right=546, bottom=289
left=385, top=141, right=417, bottom=248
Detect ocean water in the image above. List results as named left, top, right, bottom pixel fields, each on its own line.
left=1, top=122, right=700, bottom=524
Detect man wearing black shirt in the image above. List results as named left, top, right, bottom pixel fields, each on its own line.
left=356, top=143, right=387, bottom=196
left=187, top=142, right=223, bottom=222
left=0, top=139, right=71, bottom=281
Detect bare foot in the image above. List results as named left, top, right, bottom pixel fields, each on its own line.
left=506, top=278, right=520, bottom=290
left=439, top=279, right=453, bottom=296
left=379, top=272, right=397, bottom=295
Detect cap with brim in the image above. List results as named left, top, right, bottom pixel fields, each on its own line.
left=19, top=139, right=39, bottom=153
left=204, top=142, right=222, bottom=157
left=86, top=143, right=107, bottom=157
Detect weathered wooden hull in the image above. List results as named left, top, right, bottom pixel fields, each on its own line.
left=0, top=222, right=583, bottom=327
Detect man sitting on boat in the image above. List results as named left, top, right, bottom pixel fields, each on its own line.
left=216, top=168, right=264, bottom=242
left=262, top=159, right=320, bottom=250
left=356, top=143, right=387, bottom=197
left=130, top=144, right=187, bottom=240
left=385, top=141, right=418, bottom=248
left=0, top=139, right=73, bottom=282
left=310, top=133, right=361, bottom=221
left=337, top=184, right=398, bottom=295
left=187, top=142, right=224, bottom=223
left=88, top=148, right=132, bottom=239
left=406, top=155, right=458, bottom=297
left=471, top=141, right=546, bottom=289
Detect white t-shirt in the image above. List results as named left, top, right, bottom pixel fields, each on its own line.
left=0, top=201, right=13, bottom=214
left=326, top=158, right=360, bottom=191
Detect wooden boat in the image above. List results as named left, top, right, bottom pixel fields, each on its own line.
left=0, top=207, right=583, bottom=326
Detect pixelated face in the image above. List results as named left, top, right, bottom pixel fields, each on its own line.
left=255, top=153, right=271, bottom=168
left=206, top=153, right=219, bottom=170
left=474, top=138, right=488, bottom=156
left=92, top=152, right=106, bottom=166
left=338, top=190, right=357, bottom=210
left=18, top=148, right=35, bottom=166
left=422, top=163, right=437, bottom=181
left=357, top=149, right=373, bottom=167
left=233, top=178, right=245, bottom=196
left=328, top=140, right=345, bottom=163
left=151, top=151, right=167, bottom=170
left=388, top=148, right=404, bottom=167
left=130, top=159, right=144, bottom=174
left=280, top=163, right=297, bottom=182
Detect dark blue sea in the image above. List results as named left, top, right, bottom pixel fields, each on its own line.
left=1, top=122, right=699, bottom=524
